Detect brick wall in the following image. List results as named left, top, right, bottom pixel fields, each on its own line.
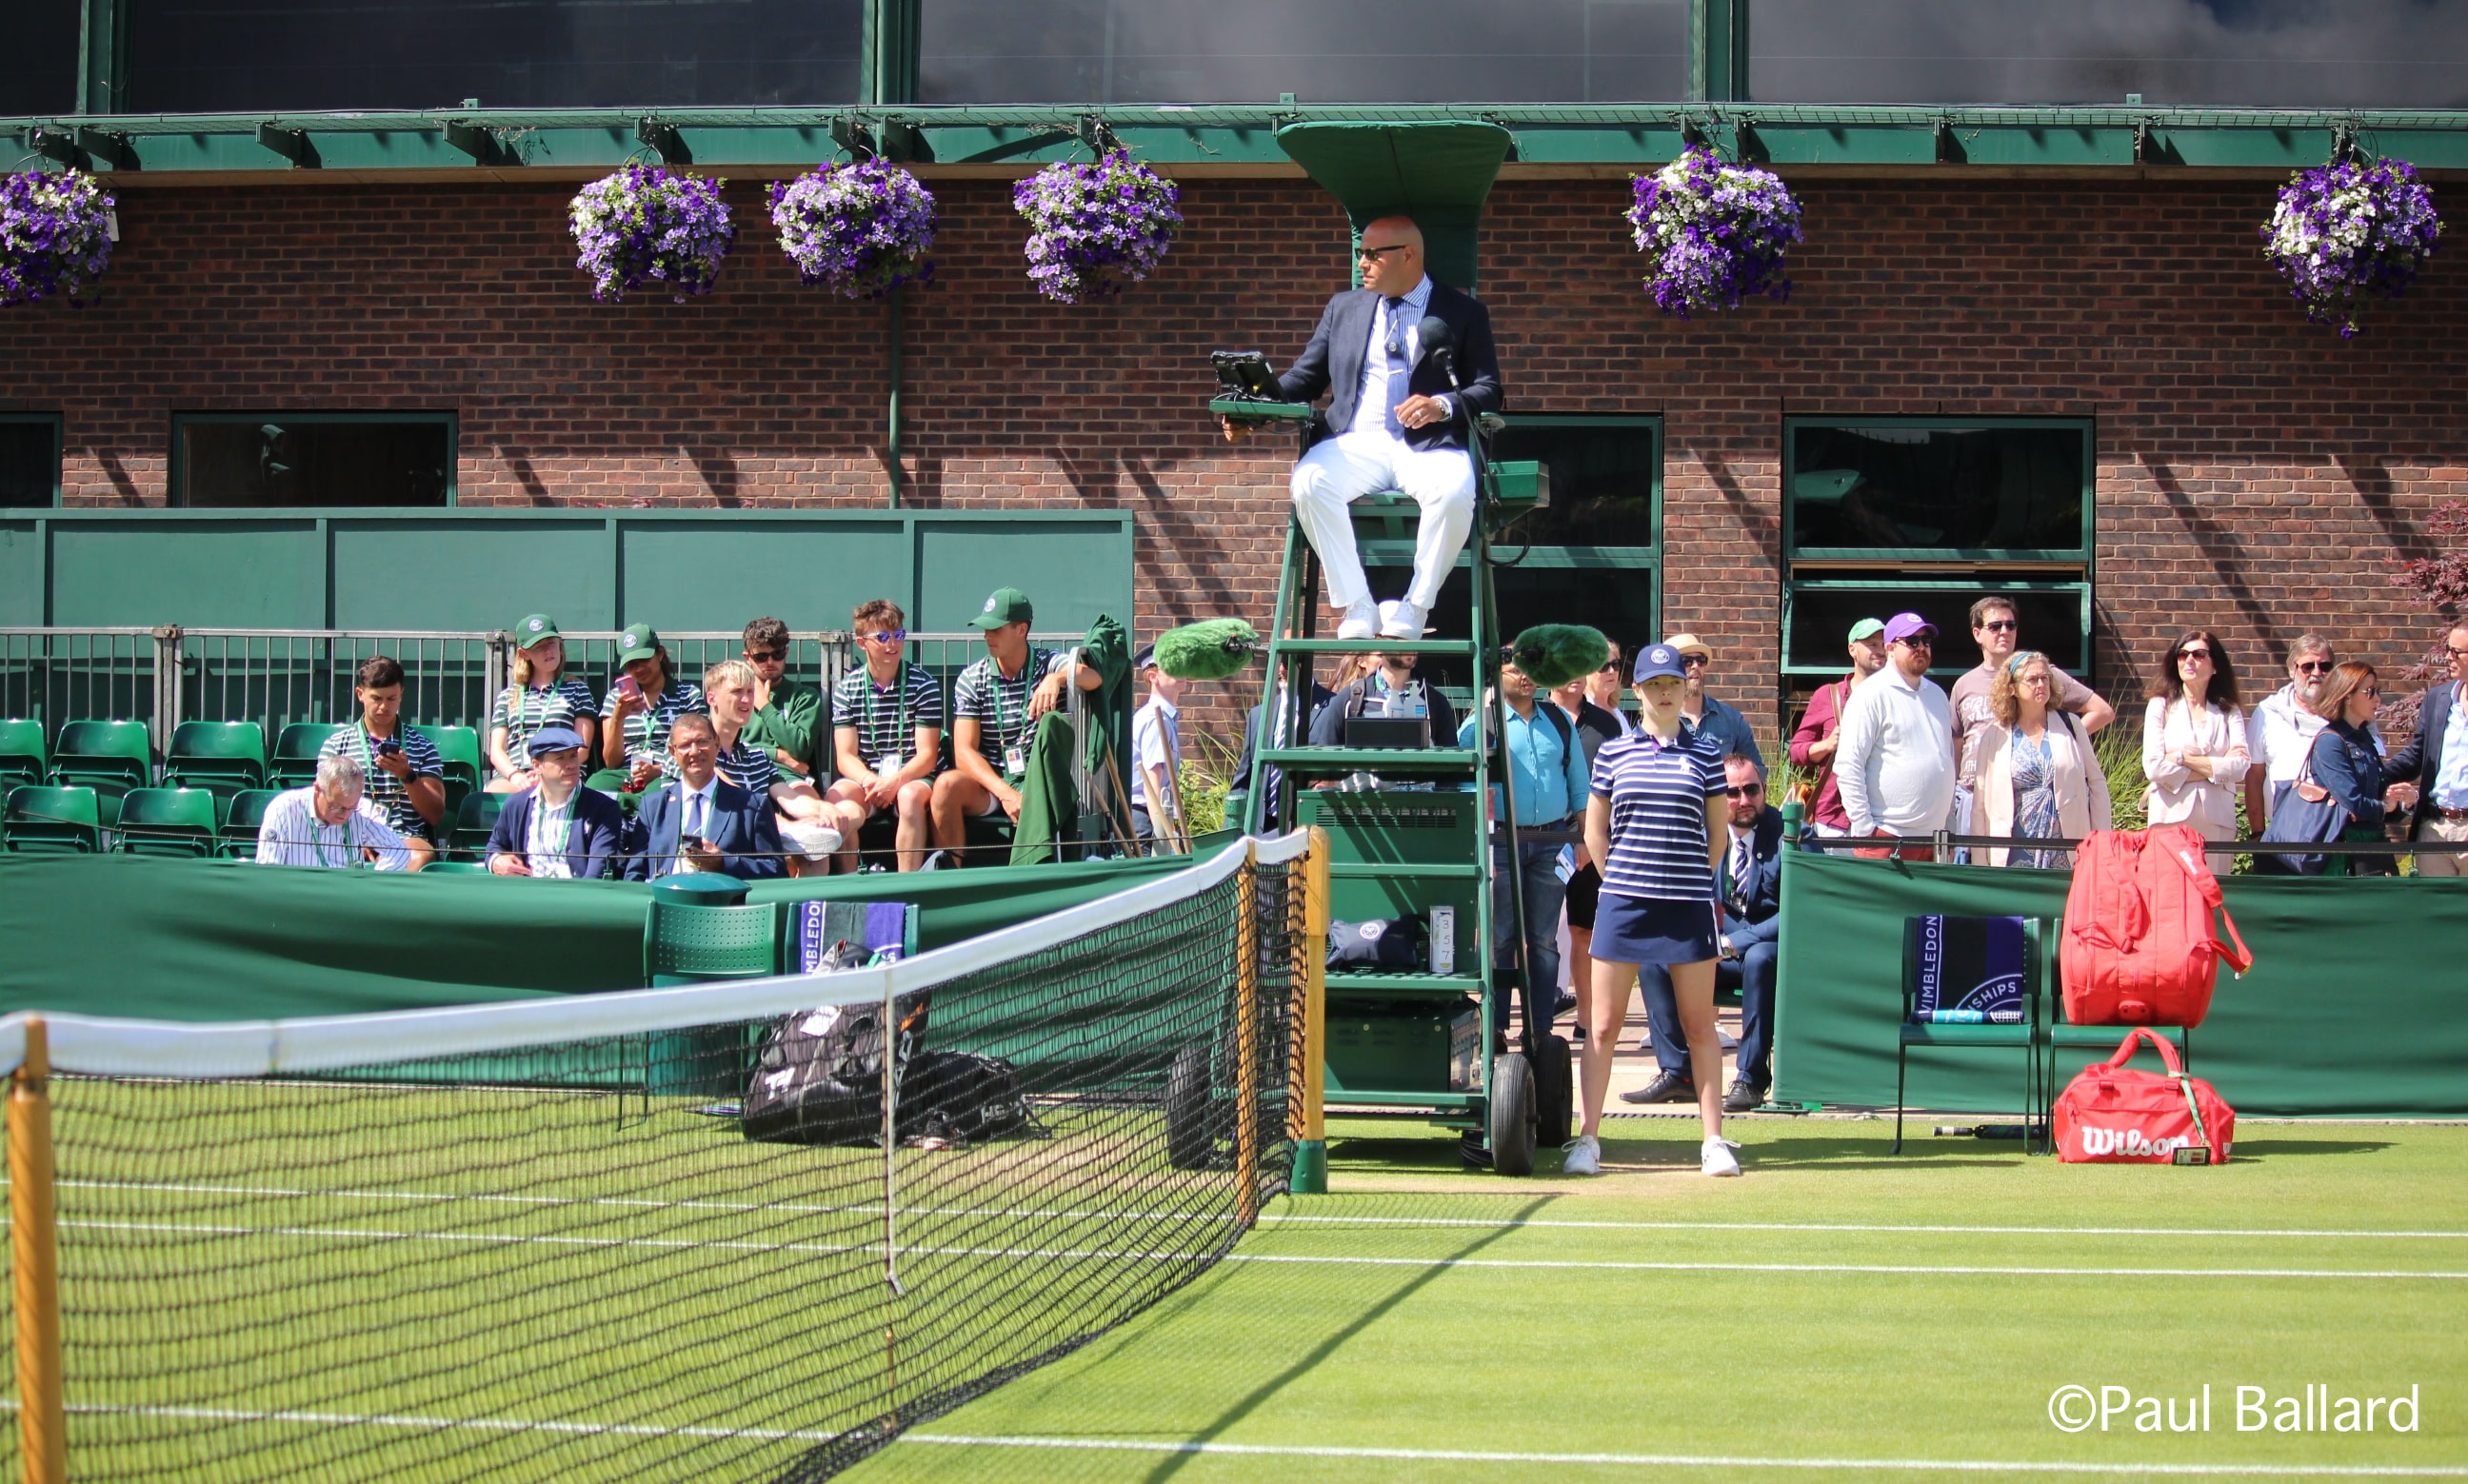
left=6, top=172, right=2462, bottom=750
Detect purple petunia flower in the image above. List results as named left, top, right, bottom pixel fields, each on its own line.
left=1014, top=150, right=1182, bottom=306
left=568, top=163, right=735, bottom=304
left=768, top=158, right=936, bottom=299
left=1623, top=144, right=1803, bottom=320
left=0, top=168, right=115, bottom=308
left=2261, top=156, right=2441, bottom=338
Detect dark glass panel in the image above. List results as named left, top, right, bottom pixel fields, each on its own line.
left=127, top=0, right=861, bottom=112
left=1489, top=421, right=1661, bottom=549
left=1788, top=425, right=2087, bottom=556
left=1751, top=0, right=2468, bottom=109
left=0, top=421, right=58, bottom=507
left=179, top=419, right=451, bottom=507
left=0, top=0, right=79, bottom=117
left=923, top=0, right=1688, bottom=104
left=1786, top=584, right=2089, bottom=678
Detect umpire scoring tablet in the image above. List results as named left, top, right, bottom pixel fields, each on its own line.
left=1222, top=214, right=1503, bottom=643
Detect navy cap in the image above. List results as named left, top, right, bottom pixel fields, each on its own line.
left=1631, top=643, right=1688, bottom=683
left=1132, top=644, right=1159, bottom=671
left=526, top=724, right=587, bottom=759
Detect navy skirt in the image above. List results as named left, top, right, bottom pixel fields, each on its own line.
left=1591, top=892, right=1719, bottom=967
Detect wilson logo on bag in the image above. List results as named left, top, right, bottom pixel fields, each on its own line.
left=2060, top=824, right=2252, bottom=1028
left=2054, top=1028, right=2236, bottom=1165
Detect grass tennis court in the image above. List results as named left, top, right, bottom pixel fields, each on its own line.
left=846, top=1116, right=2468, bottom=1483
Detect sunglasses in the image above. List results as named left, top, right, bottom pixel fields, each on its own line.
left=1980, top=620, right=2019, bottom=633
left=860, top=630, right=908, bottom=644
left=2446, top=647, right=2468, bottom=661
left=743, top=648, right=786, bottom=663
left=2179, top=648, right=2213, bottom=662
left=1680, top=655, right=1708, bottom=668
left=2295, top=660, right=2332, bottom=673
left=1357, top=243, right=1409, bottom=262
left=1723, top=783, right=1764, bottom=798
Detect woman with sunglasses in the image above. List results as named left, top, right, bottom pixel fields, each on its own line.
left=2141, top=629, right=2250, bottom=862
left=1975, top=651, right=2111, bottom=868
left=2275, top=661, right=2413, bottom=876
left=826, top=599, right=945, bottom=872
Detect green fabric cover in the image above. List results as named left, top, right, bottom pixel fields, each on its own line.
left=0, top=849, right=1203, bottom=1022
left=741, top=676, right=826, bottom=782
left=1774, top=850, right=2468, bottom=1118
left=1274, top=121, right=1513, bottom=289
left=1007, top=712, right=1081, bottom=868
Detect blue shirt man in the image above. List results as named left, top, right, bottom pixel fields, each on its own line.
left=1457, top=661, right=1584, bottom=1077
left=1666, top=633, right=1765, bottom=777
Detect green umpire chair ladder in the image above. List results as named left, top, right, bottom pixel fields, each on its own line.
left=1234, top=402, right=1560, bottom=1177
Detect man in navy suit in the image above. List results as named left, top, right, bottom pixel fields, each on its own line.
left=625, top=712, right=787, bottom=881
left=484, top=726, right=627, bottom=879
left=1624, top=754, right=1786, bottom=1113
left=2385, top=621, right=2468, bottom=878
left=1224, top=215, right=1505, bottom=642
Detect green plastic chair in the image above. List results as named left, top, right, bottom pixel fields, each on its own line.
left=416, top=724, right=485, bottom=791
left=116, top=787, right=223, bottom=859
left=449, top=790, right=508, bottom=861
left=50, top=720, right=152, bottom=826
left=639, top=895, right=782, bottom=1100
left=271, top=722, right=342, bottom=788
left=5, top=784, right=103, bottom=854
left=0, top=719, right=48, bottom=794
left=164, top=720, right=268, bottom=799
left=220, top=787, right=283, bottom=859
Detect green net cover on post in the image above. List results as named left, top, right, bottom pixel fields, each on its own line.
left=1274, top=121, right=1514, bottom=291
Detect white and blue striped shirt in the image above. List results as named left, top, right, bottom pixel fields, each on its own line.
left=1591, top=725, right=1725, bottom=903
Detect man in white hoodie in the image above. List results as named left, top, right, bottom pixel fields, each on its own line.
left=1834, top=612, right=1955, bottom=861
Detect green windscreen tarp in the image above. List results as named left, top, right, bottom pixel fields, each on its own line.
left=0, top=847, right=1221, bottom=1022
left=1774, top=850, right=2468, bottom=1118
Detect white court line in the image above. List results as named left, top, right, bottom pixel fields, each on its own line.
left=45, top=1218, right=2468, bottom=1281
left=902, top=1435, right=2468, bottom=1477
left=1263, top=1215, right=2468, bottom=1240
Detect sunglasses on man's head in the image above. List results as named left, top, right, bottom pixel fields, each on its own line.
left=744, top=648, right=786, bottom=663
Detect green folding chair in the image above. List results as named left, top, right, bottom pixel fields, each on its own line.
left=271, top=722, right=342, bottom=788
left=220, top=787, right=284, bottom=859
left=416, top=724, right=485, bottom=792
left=164, top=720, right=269, bottom=801
left=116, top=787, right=223, bottom=859
left=5, top=784, right=103, bottom=854
left=449, top=791, right=508, bottom=862
left=0, top=719, right=48, bottom=795
left=637, top=893, right=784, bottom=1103
left=1893, top=916, right=2045, bottom=1154
left=49, top=720, right=152, bottom=827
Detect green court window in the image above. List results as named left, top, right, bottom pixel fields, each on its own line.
left=0, top=414, right=63, bottom=509
left=172, top=413, right=456, bottom=508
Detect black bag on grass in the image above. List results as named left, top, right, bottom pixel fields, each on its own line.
left=741, top=995, right=925, bottom=1145
left=899, top=1050, right=1032, bottom=1144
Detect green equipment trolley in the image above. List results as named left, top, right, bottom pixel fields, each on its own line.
left=1227, top=398, right=1571, bottom=1177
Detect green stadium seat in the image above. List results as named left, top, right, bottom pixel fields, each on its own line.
left=443, top=776, right=475, bottom=820
left=416, top=724, right=485, bottom=791
left=0, top=719, right=47, bottom=794
left=639, top=895, right=782, bottom=1098
left=164, top=720, right=269, bottom=801
left=5, top=784, right=103, bottom=854
left=49, top=720, right=152, bottom=826
left=272, top=722, right=342, bottom=788
left=422, top=861, right=491, bottom=875
left=449, top=791, right=508, bottom=862
left=220, top=787, right=283, bottom=859
left=116, top=787, right=223, bottom=859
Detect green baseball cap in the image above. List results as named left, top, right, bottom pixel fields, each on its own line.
left=513, top=613, right=560, bottom=646
left=616, top=622, right=662, bottom=663
left=1846, top=617, right=1885, bottom=643
left=970, top=587, right=1033, bottom=630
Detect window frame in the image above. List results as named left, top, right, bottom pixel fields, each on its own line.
left=1780, top=415, right=2094, bottom=565
left=0, top=412, right=64, bottom=509
left=1780, top=573, right=2093, bottom=684
left=169, top=410, right=459, bottom=509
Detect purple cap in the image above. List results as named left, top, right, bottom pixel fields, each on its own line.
left=1881, top=612, right=1936, bottom=645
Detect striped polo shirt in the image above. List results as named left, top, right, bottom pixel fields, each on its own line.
left=952, top=647, right=1062, bottom=771
left=319, top=722, right=444, bottom=839
left=1590, top=724, right=1725, bottom=903
left=831, top=663, right=945, bottom=769
left=714, top=737, right=778, bottom=794
left=488, top=677, right=598, bottom=760
left=601, top=681, right=706, bottom=778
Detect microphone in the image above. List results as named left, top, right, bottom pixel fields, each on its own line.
left=1414, top=314, right=1459, bottom=388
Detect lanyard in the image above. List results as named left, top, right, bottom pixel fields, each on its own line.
left=313, top=815, right=349, bottom=868
left=989, top=652, right=1037, bottom=753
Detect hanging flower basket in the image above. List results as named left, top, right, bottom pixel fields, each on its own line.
left=767, top=158, right=936, bottom=299
left=1014, top=149, right=1182, bottom=305
left=568, top=163, right=735, bottom=304
left=2260, top=155, right=2440, bottom=338
left=1624, top=144, right=1803, bottom=320
left=0, top=168, right=116, bottom=308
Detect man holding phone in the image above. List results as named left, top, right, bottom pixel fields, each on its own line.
left=319, top=653, right=445, bottom=870
left=625, top=713, right=787, bottom=881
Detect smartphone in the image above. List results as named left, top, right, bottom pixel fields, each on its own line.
left=377, top=738, right=403, bottom=756
left=614, top=674, right=643, bottom=700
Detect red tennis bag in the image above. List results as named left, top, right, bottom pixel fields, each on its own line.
left=2060, top=824, right=2252, bottom=1028
left=2054, top=1028, right=2235, bottom=1164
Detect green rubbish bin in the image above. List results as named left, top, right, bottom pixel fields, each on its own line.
left=642, top=873, right=776, bottom=1098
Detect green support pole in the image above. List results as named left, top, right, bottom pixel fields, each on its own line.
left=886, top=283, right=904, bottom=508
left=78, top=0, right=126, bottom=115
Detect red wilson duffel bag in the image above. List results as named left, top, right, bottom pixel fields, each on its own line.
left=2054, top=1028, right=2236, bottom=1165
left=2061, top=824, right=2252, bottom=1029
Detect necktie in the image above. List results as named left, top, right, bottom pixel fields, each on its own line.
left=1382, top=296, right=1410, bottom=435
left=686, top=790, right=707, bottom=843
left=1733, top=840, right=1752, bottom=904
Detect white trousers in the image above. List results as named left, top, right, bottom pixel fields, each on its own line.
left=1290, top=428, right=1476, bottom=610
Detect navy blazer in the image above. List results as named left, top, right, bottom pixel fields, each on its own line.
left=1273, top=279, right=1503, bottom=452
left=1721, top=805, right=1786, bottom=948
left=2383, top=680, right=2458, bottom=840
left=625, top=777, right=786, bottom=881
left=485, top=786, right=628, bottom=881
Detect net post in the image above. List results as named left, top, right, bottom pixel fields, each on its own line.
left=1288, top=826, right=1329, bottom=1196
left=10, top=1017, right=66, bottom=1484
left=1234, top=842, right=1264, bottom=1225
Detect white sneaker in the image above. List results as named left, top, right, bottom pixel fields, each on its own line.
left=1378, top=599, right=1430, bottom=640
left=1562, top=1134, right=1601, bottom=1177
left=1701, top=1136, right=1742, bottom=1177
left=1336, top=599, right=1381, bottom=641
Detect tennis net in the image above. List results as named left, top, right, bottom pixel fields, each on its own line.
left=0, top=830, right=1313, bottom=1483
